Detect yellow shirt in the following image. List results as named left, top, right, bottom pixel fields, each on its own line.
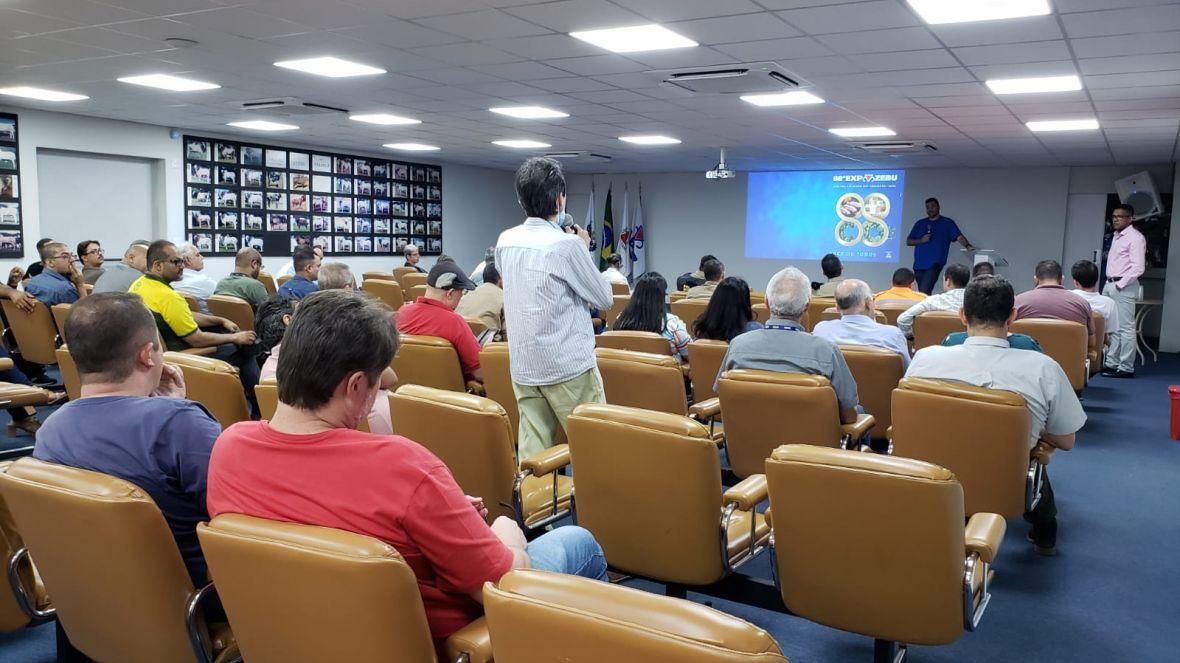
left=874, top=286, right=927, bottom=303
left=129, top=275, right=198, bottom=350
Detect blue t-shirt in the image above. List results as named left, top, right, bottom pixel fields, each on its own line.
left=32, top=396, right=222, bottom=586
left=277, top=275, right=319, bottom=299
left=907, top=215, right=962, bottom=270
left=942, top=331, right=1043, bottom=353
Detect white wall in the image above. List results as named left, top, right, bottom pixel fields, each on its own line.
left=1161, top=165, right=1180, bottom=352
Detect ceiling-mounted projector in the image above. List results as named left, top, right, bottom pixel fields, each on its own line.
left=706, top=147, right=735, bottom=180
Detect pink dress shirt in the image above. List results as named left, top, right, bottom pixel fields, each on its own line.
left=1106, top=225, right=1146, bottom=290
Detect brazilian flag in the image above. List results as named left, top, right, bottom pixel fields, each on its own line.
left=600, top=185, right=614, bottom=269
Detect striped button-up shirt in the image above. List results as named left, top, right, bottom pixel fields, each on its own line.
left=496, top=217, right=614, bottom=386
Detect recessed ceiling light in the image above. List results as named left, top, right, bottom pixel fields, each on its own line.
left=117, top=73, right=220, bottom=92
left=829, top=126, right=896, bottom=138
left=350, top=113, right=421, bottom=126
left=1026, top=119, right=1100, bottom=132
left=490, top=106, right=569, bottom=119
left=740, top=91, right=826, bottom=107
left=907, top=0, right=1049, bottom=25
left=384, top=142, right=439, bottom=151
left=274, top=56, right=385, bottom=78
left=0, top=86, right=88, bottom=102
left=569, top=24, right=698, bottom=54
left=227, top=120, right=299, bottom=131
left=493, top=139, right=552, bottom=149
left=985, top=75, right=1082, bottom=95
left=619, top=135, right=681, bottom=145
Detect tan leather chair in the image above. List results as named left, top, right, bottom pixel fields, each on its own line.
left=595, top=348, right=719, bottom=437
left=687, top=339, right=728, bottom=403
left=0, top=462, right=54, bottom=633
left=390, top=385, right=571, bottom=530
left=911, top=310, right=966, bottom=350
left=484, top=569, right=789, bottom=663
left=181, top=292, right=201, bottom=313
left=595, top=330, right=672, bottom=355
left=361, top=278, right=405, bottom=311
left=752, top=303, right=771, bottom=324
left=401, top=271, right=428, bottom=296
left=0, top=356, right=56, bottom=409
left=602, top=295, right=629, bottom=328
left=406, top=284, right=428, bottom=302
left=276, top=274, right=293, bottom=288
left=805, top=297, right=835, bottom=331
left=891, top=378, right=1043, bottom=517
left=254, top=380, right=278, bottom=421
left=392, top=334, right=466, bottom=392
left=567, top=404, right=769, bottom=587
left=393, top=266, right=418, bottom=285
left=197, top=514, right=488, bottom=663
left=610, top=281, right=630, bottom=295
left=1010, top=318, right=1088, bottom=391
left=362, top=271, right=396, bottom=282
left=750, top=291, right=766, bottom=305
left=0, top=458, right=238, bottom=663
left=257, top=272, right=276, bottom=296
left=670, top=299, right=710, bottom=328
left=207, top=294, right=254, bottom=332
left=876, top=302, right=912, bottom=327
left=1089, top=311, right=1105, bottom=376
left=670, top=291, right=687, bottom=301
left=817, top=307, right=887, bottom=325
left=839, top=345, right=905, bottom=442
left=718, top=369, right=874, bottom=478
left=466, top=317, right=488, bottom=338
left=164, top=352, right=251, bottom=427
left=50, top=303, right=71, bottom=343
left=55, top=347, right=81, bottom=401
left=1, top=300, right=60, bottom=365
left=767, top=445, right=1003, bottom=661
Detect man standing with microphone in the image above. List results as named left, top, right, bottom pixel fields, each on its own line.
left=1101, top=204, right=1146, bottom=379
left=907, top=197, right=976, bottom=294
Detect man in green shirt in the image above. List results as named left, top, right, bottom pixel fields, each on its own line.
left=214, top=247, right=269, bottom=310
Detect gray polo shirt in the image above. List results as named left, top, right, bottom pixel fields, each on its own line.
left=716, top=317, right=859, bottom=410
left=92, top=262, right=144, bottom=294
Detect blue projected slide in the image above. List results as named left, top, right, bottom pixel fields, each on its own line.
left=745, top=170, right=905, bottom=263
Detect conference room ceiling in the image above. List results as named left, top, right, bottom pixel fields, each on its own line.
left=2, top=0, right=1179, bottom=173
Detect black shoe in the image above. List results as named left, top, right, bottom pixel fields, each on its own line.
left=1102, top=369, right=1135, bottom=379
left=30, top=375, right=56, bottom=387
left=1026, top=530, right=1056, bottom=556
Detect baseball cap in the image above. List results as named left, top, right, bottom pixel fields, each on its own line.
left=427, top=261, right=477, bottom=291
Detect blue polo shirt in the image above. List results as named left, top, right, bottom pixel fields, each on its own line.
left=277, top=275, right=318, bottom=299
left=907, top=215, right=961, bottom=270
left=25, top=269, right=80, bottom=306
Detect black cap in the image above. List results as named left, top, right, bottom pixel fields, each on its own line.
left=427, top=261, right=477, bottom=291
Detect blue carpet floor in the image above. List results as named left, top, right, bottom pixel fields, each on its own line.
left=2, top=355, right=1178, bottom=662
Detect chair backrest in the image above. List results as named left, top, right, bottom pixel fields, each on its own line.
left=669, top=291, right=687, bottom=301
left=256, top=272, right=277, bottom=296
left=890, top=377, right=1030, bottom=517
left=595, top=348, right=687, bottom=416
left=876, top=302, right=912, bottom=326
left=254, top=381, right=278, bottom=420
left=478, top=342, right=519, bottom=434
left=566, top=404, right=725, bottom=584
left=406, top=284, right=427, bottom=301
left=392, top=334, right=465, bottom=392
left=0, top=461, right=44, bottom=632
left=393, top=266, right=418, bottom=286
left=362, top=271, right=396, bottom=282
left=912, top=311, right=966, bottom=350
left=197, top=514, right=435, bottom=663
left=718, top=369, right=842, bottom=478
left=50, top=303, right=71, bottom=343
left=276, top=274, right=293, bottom=287
left=484, top=569, right=788, bottom=663
left=390, top=385, right=517, bottom=521
left=805, top=298, right=835, bottom=331
left=752, top=303, right=770, bottom=324
left=360, top=279, right=405, bottom=311
left=0, top=458, right=209, bottom=663
left=55, top=346, right=81, bottom=401
left=1010, top=318, right=1087, bottom=391
left=1090, top=311, right=1105, bottom=376
left=400, top=271, right=427, bottom=295
left=466, top=317, right=488, bottom=338
left=670, top=299, right=710, bottom=328
left=602, top=295, right=630, bottom=327
left=838, top=345, right=904, bottom=440
left=610, top=281, right=630, bottom=295
left=163, top=352, right=251, bottom=427
left=817, top=307, right=887, bottom=325
left=1, top=300, right=59, bottom=365
left=687, top=339, right=728, bottom=403
left=766, top=445, right=967, bottom=646
left=180, top=292, right=200, bottom=313
left=207, top=294, right=255, bottom=332
left=595, top=330, right=672, bottom=355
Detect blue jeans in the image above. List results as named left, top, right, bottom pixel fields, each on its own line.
left=914, top=263, right=944, bottom=295
left=526, top=526, right=608, bottom=581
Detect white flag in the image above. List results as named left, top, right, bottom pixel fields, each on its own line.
left=624, top=183, right=646, bottom=281
left=583, top=184, right=595, bottom=246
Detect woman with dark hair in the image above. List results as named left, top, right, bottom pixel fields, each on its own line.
left=692, top=276, right=762, bottom=342
left=613, top=272, right=691, bottom=361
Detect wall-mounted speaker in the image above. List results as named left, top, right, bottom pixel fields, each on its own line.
left=1114, top=171, right=1164, bottom=221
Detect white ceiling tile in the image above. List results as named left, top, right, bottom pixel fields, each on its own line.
left=1062, top=5, right=1180, bottom=38
left=776, top=1, right=920, bottom=34
left=402, top=67, right=503, bottom=86
left=953, top=40, right=1073, bottom=66
left=175, top=7, right=310, bottom=39
left=415, top=9, right=552, bottom=40
left=547, top=54, right=650, bottom=76
left=1069, top=32, right=1180, bottom=59
left=1084, top=69, right=1180, bottom=89
left=503, top=0, right=645, bottom=33
left=345, top=0, right=478, bottom=20
left=849, top=49, right=959, bottom=72
left=469, top=61, right=570, bottom=81
left=787, top=55, right=865, bottom=77
left=929, top=15, right=1064, bottom=47
left=1079, top=53, right=1180, bottom=76
left=669, top=13, right=800, bottom=44
left=528, top=76, right=617, bottom=93
left=332, top=21, right=466, bottom=49
left=713, top=37, right=831, bottom=62
left=620, top=0, right=766, bottom=22
left=2, top=0, right=149, bottom=25
left=412, top=42, right=525, bottom=67
left=620, top=46, right=739, bottom=69
left=245, top=0, right=389, bottom=30
left=0, top=8, right=82, bottom=37
left=815, top=27, right=942, bottom=55
left=967, top=61, right=1078, bottom=80
left=484, top=34, right=605, bottom=60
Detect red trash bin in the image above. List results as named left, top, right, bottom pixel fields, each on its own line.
left=1171, top=385, right=1180, bottom=441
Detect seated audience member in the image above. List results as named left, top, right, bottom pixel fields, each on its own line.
left=437, top=255, right=456, bottom=264
left=470, top=246, right=496, bottom=285
left=275, top=245, right=323, bottom=278
left=206, top=291, right=608, bottom=653
left=0, top=282, right=66, bottom=433
left=26, top=241, right=88, bottom=306
left=717, top=266, right=860, bottom=424
left=676, top=254, right=717, bottom=292
left=601, top=253, right=628, bottom=286
left=455, top=262, right=505, bottom=344
left=896, top=263, right=971, bottom=337
left=33, top=293, right=221, bottom=585
left=813, top=279, right=910, bottom=367
left=404, top=243, right=427, bottom=273
left=317, top=262, right=355, bottom=291
left=77, top=240, right=105, bottom=285
left=1070, top=259, right=1118, bottom=343
left=172, top=243, right=218, bottom=311
left=396, top=262, right=483, bottom=382
left=214, top=247, right=269, bottom=310
left=1014, top=259, right=1095, bottom=347
left=93, top=240, right=150, bottom=294
left=874, top=267, right=928, bottom=304
left=129, top=240, right=260, bottom=401
left=693, top=276, right=762, bottom=342
left=613, top=272, right=691, bottom=361
left=276, top=246, right=321, bottom=299
left=813, top=253, right=847, bottom=297
left=905, top=276, right=1085, bottom=555
left=20, top=238, right=55, bottom=283
left=972, top=262, right=995, bottom=278
left=685, top=259, right=724, bottom=300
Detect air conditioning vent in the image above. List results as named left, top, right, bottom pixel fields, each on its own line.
left=851, top=141, right=938, bottom=154
left=239, top=98, right=348, bottom=116
left=649, top=62, right=809, bottom=94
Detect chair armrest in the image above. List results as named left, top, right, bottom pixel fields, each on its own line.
left=465, top=380, right=486, bottom=397
left=445, top=617, right=492, bottom=663
left=520, top=444, right=570, bottom=477
left=763, top=506, right=772, bottom=528
left=964, top=513, right=1006, bottom=563
left=722, top=474, right=767, bottom=511
left=688, top=397, right=721, bottom=420
left=179, top=347, right=217, bottom=356
left=1031, top=441, right=1056, bottom=466
left=840, top=413, right=875, bottom=440
left=0, top=358, right=12, bottom=371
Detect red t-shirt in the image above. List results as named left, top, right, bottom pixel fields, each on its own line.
left=206, top=422, right=513, bottom=639
left=396, top=297, right=483, bottom=378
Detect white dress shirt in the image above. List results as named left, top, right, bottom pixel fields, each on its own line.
left=496, top=217, right=614, bottom=386
left=896, top=288, right=965, bottom=336
left=906, top=336, right=1087, bottom=448
left=601, top=266, right=628, bottom=286
left=813, top=314, right=911, bottom=368
left=172, top=268, right=218, bottom=311
left=1071, top=289, right=1119, bottom=332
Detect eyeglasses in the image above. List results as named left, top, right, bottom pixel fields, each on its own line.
left=84, top=248, right=103, bottom=256
left=51, top=252, right=73, bottom=260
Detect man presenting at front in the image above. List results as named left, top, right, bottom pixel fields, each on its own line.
left=907, top=197, right=976, bottom=295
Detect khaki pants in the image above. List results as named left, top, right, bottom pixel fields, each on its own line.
left=512, top=367, right=605, bottom=460
left=1102, top=281, right=1137, bottom=373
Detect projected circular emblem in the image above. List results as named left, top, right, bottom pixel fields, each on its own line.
left=861, top=218, right=889, bottom=247
left=835, top=193, right=864, bottom=219
left=863, top=192, right=890, bottom=219
left=835, top=218, right=863, bottom=246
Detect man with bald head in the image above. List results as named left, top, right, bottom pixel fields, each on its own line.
left=94, top=240, right=151, bottom=294
left=812, top=278, right=911, bottom=367
left=214, top=247, right=269, bottom=310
